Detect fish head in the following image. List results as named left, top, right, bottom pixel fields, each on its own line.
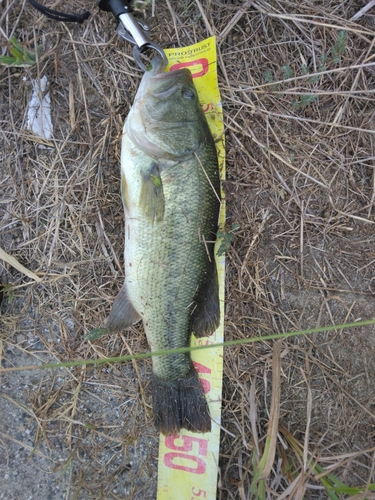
left=127, top=57, right=209, bottom=160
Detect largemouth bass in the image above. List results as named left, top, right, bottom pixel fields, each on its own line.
left=106, top=57, right=221, bottom=435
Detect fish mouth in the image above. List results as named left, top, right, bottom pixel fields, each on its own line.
left=152, top=67, right=190, bottom=79
left=134, top=56, right=190, bottom=103
left=148, top=65, right=192, bottom=99
left=147, top=55, right=166, bottom=76
left=151, top=68, right=192, bottom=85
left=150, top=81, right=179, bottom=100
left=148, top=55, right=190, bottom=79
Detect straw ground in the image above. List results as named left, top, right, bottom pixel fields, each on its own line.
left=1, top=0, right=375, bottom=498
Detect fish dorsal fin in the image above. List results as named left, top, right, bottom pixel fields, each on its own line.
left=190, top=259, right=220, bottom=338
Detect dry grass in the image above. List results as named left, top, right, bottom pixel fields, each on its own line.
left=1, top=0, right=375, bottom=498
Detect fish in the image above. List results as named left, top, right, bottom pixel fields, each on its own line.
left=105, top=56, right=221, bottom=435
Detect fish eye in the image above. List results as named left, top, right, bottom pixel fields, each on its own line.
left=182, top=88, right=195, bottom=100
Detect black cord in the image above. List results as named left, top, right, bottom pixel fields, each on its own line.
left=27, top=0, right=91, bottom=23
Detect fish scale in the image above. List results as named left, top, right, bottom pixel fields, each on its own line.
left=126, top=156, right=216, bottom=381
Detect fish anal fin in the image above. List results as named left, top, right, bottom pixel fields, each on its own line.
left=152, top=365, right=211, bottom=435
left=105, top=283, right=140, bottom=332
left=190, top=262, right=220, bottom=338
left=139, top=162, right=165, bottom=223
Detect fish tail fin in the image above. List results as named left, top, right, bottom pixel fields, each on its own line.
left=152, top=365, right=211, bottom=435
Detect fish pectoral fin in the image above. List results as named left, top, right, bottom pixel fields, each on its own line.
left=105, top=283, right=141, bottom=332
left=121, top=172, right=129, bottom=210
left=190, top=260, right=220, bottom=338
left=139, top=162, right=165, bottom=223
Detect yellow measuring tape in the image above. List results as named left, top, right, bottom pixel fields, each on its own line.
left=157, top=36, right=225, bottom=500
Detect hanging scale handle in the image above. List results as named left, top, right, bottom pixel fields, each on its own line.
left=98, top=0, right=167, bottom=71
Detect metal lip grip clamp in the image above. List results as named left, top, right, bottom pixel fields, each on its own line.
left=98, top=0, right=168, bottom=71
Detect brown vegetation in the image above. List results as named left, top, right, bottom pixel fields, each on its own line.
left=1, top=0, right=375, bottom=498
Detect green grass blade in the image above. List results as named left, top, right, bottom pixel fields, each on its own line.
left=1, top=319, right=375, bottom=373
